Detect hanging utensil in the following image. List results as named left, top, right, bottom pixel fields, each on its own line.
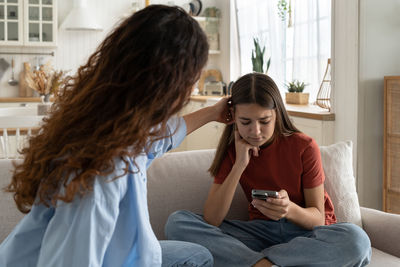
left=0, top=58, right=10, bottom=81
left=8, top=58, right=18, bottom=86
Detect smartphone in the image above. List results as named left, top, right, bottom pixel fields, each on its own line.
left=251, top=189, right=279, bottom=200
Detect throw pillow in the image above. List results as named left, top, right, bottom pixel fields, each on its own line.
left=320, top=141, right=362, bottom=227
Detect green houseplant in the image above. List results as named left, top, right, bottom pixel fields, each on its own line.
left=251, top=38, right=271, bottom=74
left=285, top=79, right=309, bottom=105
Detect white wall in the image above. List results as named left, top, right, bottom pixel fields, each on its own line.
left=357, top=0, right=400, bottom=209
left=333, top=0, right=400, bottom=210
left=331, top=0, right=359, bottom=178
left=0, top=0, right=231, bottom=97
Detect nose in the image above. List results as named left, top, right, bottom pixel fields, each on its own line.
left=250, top=122, right=261, bottom=135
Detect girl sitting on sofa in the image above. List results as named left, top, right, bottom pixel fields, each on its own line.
left=0, top=5, right=231, bottom=267
left=165, top=73, right=371, bottom=267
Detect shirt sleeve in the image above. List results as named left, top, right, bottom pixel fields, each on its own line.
left=147, top=116, right=187, bottom=161
left=35, top=173, right=125, bottom=267
left=301, top=139, right=325, bottom=188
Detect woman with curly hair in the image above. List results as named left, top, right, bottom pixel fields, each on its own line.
left=0, top=5, right=229, bottom=267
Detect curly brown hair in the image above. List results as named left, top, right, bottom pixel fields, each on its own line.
left=6, top=5, right=209, bottom=213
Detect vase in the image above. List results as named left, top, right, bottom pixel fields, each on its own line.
left=285, top=92, right=309, bottom=105
left=40, top=94, right=50, bottom=104
left=38, top=94, right=52, bottom=115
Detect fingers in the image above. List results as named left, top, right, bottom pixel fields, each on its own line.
left=235, top=129, right=260, bottom=157
left=252, top=199, right=284, bottom=211
left=252, top=195, right=290, bottom=220
left=251, top=147, right=259, bottom=157
left=213, top=97, right=234, bottom=124
left=225, top=112, right=233, bottom=123
left=252, top=200, right=285, bottom=220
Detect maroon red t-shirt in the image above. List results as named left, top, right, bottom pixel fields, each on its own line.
left=214, top=132, right=337, bottom=225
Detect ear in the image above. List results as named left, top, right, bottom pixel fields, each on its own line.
left=229, top=107, right=235, bottom=119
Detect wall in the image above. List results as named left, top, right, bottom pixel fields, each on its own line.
left=357, top=0, right=400, bottom=209
left=333, top=0, right=400, bottom=210
left=331, top=0, right=359, bottom=180
left=0, top=0, right=230, bottom=97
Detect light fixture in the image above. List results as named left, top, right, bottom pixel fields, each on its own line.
left=60, top=0, right=103, bottom=31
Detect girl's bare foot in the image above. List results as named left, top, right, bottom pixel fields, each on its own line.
left=253, top=258, right=273, bottom=267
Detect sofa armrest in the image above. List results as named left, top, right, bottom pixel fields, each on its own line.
left=360, top=206, right=400, bottom=258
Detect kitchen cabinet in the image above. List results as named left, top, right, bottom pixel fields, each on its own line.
left=0, top=0, right=57, bottom=46
left=383, top=76, right=400, bottom=214
left=173, top=100, right=225, bottom=152
left=0, top=0, right=23, bottom=45
left=193, top=16, right=220, bottom=54
left=290, top=116, right=334, bottom=146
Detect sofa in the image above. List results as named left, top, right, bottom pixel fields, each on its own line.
left=1, top=141, right=400, bottom=266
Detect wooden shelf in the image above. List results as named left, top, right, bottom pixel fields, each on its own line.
left=0, top=97, right=42, bottom=103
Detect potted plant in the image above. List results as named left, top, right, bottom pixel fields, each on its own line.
left=25, top=62, right=68, bottom=114
left=251, top=38, right=271, bottom=74
left=285, top=80, right=309, bottom=105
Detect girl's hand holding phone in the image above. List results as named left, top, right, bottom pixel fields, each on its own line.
left=251, top=189, right=291, bottom=221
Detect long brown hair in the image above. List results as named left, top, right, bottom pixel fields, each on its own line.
left=7, top=5, right=209, bottom=213
left=209, top=73, right=299, bottom=176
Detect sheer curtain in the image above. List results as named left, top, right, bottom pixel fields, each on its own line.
left=234, top=0, right=331, bottom=102
left=234, top=0, right=286, bottom=90
left=290, top=0, right=331, bottom=102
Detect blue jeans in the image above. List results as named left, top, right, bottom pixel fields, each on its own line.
left=165, top=210, right=371, bottom=267
left=160, top=240, right=213, bottom=267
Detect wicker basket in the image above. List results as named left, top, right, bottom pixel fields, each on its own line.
left=285, top=92, right=309, bottom=105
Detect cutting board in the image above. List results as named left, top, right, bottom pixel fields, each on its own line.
left=19, top=62, right=35, bottom=97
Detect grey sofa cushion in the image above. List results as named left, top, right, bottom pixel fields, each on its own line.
left=147, top=149, right=248, bottom=240
left=370, top=248, right=400, bottom=266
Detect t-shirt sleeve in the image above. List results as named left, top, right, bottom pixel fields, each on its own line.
left=301, top=139, right=325, bottom=188
left=214, top=148, right=234, bottom=184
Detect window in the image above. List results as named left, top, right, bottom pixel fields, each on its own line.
left=234, top=0, right=331, bottom=102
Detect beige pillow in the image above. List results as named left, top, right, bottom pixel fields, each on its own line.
left=320, top=141, right=362, bottom=227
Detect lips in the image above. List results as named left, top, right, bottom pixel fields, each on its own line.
left=248, top=137, right=263, bottom=142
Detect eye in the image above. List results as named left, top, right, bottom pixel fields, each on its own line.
left=240, top=121, right=251, bottom=126
left=260, top=120, right=270, bottom=125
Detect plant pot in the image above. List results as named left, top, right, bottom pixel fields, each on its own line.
left=37, top=102, right=52, bottom=115
left=285, top=92, right=309, bottom=105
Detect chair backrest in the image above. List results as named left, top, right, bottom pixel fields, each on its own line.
left=0, top=115, right=44, bottom=159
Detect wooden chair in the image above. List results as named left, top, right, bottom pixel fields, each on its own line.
left=0, top=115, right=44, bottom=159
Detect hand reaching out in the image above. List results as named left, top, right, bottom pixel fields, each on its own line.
left=210, top=97, right=234, bottom=125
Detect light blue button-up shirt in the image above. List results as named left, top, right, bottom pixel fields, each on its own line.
left=0, top=116, right=186, bottom=267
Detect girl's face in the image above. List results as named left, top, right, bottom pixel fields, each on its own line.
left=234, top=103, right=276, bottom=147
